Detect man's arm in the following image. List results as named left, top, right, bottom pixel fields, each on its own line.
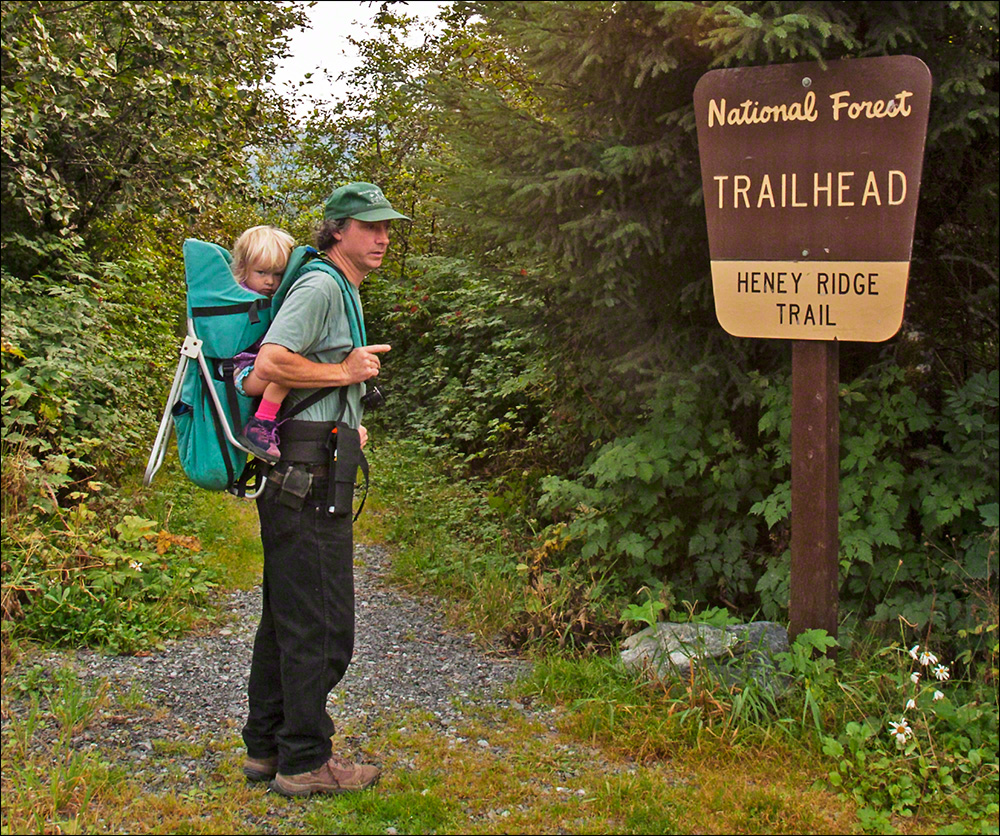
left=254, top=343, right=391, bottom=389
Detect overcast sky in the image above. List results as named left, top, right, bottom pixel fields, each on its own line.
left=271, top=1, right=446, bottom=110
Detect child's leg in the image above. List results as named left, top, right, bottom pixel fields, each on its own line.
left=240, top=369, right=289, bottom=411
left=252, top=382, right=289, bottom=423
left=261, top=382, right=291, bottom=409
left=239, top=367, right=269, bottom=399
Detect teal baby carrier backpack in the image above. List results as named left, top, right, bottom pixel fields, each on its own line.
left=143, top=240, right=364, bottom=495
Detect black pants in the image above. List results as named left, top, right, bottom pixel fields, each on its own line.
left=242, top=476, right=355, bottom=775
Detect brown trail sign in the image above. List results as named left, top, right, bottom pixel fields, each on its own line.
left=693, top=55, right=932, bottom=640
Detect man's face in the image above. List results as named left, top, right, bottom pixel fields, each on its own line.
left=336, top=219, right=391, bottom=276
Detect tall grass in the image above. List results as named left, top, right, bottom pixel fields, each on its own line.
left=356, top=437, right=523, bottom=643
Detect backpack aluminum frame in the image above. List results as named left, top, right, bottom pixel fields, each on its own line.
left=143, top=318, right=266, bottom=498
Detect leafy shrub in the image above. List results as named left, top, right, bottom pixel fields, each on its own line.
left=365, top=256, right=559, bottom=468
left=1, top=261, right=163, bottom=481
left=819, top=638, right=999, bottom=831
left=535, top=362, right=999, bottom=648
left=755, top=365, right=999, bottom=646
left=537, top=365, right=774, bottom=602
left=2, top=249, right=217, bottom=658
left=1, top=465, right=217, bottom=655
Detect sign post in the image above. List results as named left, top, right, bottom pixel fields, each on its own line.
left=693, top=56, right=932, bottom=640
left=791, top=339, right=840, bottom=639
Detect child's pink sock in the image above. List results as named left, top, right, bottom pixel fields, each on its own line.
left=255, top=398, right=281, bottom=423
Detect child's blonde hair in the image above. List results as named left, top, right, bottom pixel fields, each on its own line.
left=231, top=225, right=295, bottom=282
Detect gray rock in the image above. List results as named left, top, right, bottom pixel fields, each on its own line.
left=621, top=622, right=738, bottom=678
left=621, top=620, right=791, bottom=696
left=725, top=621, right=789, bottom=658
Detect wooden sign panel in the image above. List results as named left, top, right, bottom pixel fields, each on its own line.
left=694, top=55, right=932, bottom=341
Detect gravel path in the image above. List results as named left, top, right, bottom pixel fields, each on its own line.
left=75, top=541, right=530, bottom=736
left=2, top=541, right=540, bottom=831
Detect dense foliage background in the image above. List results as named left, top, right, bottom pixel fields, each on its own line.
left=2, top=0, right=997, bottom=657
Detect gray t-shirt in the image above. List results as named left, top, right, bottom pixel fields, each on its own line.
left=262, top=268, right=364, bottom=427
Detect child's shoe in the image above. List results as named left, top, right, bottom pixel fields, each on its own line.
left=240, top=416, right=281, bottom=463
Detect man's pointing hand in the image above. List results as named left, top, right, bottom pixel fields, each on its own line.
left=343, top=345, right=391, bottom=382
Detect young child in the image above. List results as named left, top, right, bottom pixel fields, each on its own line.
left=230, top=225, right=295, bottom=463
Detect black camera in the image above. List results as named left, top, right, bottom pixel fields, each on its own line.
left=360, top=384, right=387, bottom=410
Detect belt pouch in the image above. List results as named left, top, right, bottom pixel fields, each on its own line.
left=276, top=465, right=312, bottom=510
left=327, top=422, right=361, bottom=517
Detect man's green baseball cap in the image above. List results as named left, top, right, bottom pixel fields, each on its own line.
left=323, top=182, right=411, bottom=222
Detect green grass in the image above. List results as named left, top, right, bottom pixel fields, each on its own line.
left=0, top=680, right=858, bottom=835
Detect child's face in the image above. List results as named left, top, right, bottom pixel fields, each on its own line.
left=243, top=262, right=284, bottom=297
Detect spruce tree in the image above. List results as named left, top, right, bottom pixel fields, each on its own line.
left=428, top=1, right=997, bottom=414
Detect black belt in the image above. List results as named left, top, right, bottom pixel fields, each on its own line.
left=279, top=420, right=336, bottom=464
left=267, top=419, right=368, bottom=521
left=269, top=463, right=329, bottom=484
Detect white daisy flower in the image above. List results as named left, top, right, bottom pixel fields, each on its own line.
left=129, top=560, right=143, bottom=571
left=888, top=718, right=913, bottom=740
left=906, top=698, right=916, bottom=710
left=919, top=650, right=938, bottom=667
left=908, top=644, right=920, bottom=660
left=933, top=690, right=944, bottom=701
left=910, top=671, right=921, bottom=684
left=933, top=664, right=950, bottom=682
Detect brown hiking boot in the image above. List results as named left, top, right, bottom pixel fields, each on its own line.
left=269, top=754, right=381, bottom=797
left=243, top=755, right=278, bottom=783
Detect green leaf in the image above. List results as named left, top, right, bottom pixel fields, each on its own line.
left=115, top=515, right=157, bottom=544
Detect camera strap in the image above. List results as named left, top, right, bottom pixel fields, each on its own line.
left=278, top=384, right=338, bottom=423
left=326, top=423, right=369, bottom=520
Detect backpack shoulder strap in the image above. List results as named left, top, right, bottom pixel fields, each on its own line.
left=274, top=249, right=367, bottom=421
left=314, top=259, right=365, bottom=348
left=282, top=248, right=366, bottom=348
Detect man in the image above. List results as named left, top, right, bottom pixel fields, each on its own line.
left=240, top=182, right=409, bottom=797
